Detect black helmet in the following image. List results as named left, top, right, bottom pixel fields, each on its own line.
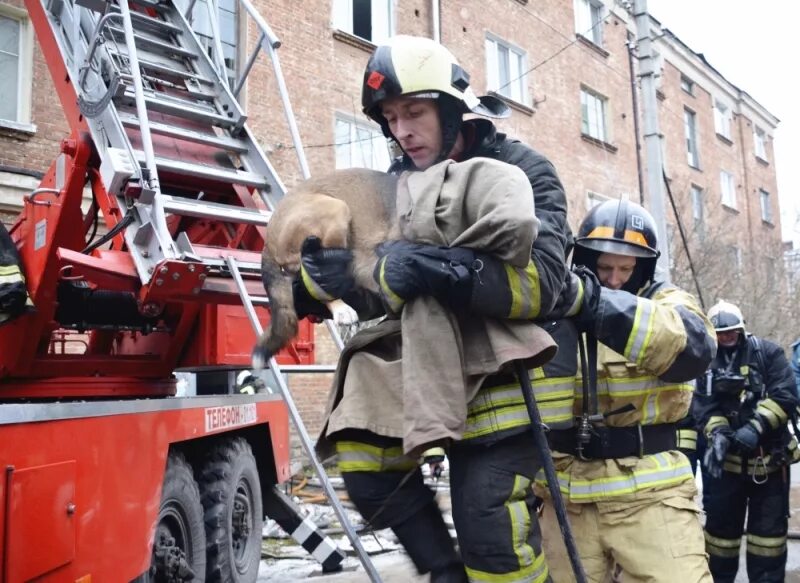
left=361, top=35, right=509, bottom=164
left=573, top=199, right=661, bottom=292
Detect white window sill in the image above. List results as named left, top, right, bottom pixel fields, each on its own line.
left=0, top=119, right=37, bottom=135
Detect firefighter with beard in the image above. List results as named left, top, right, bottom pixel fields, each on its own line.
left=695, top=300, right=799, bottom=582
left=537, top=199, right=716, bottom=582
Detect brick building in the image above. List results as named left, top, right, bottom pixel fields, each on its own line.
left=0, top=0, right=786, bottom=431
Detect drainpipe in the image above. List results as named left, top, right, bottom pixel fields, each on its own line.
left=431, top=0, right=440, bottom=42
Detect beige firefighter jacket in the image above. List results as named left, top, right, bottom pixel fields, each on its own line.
left=316, top=158, right=557, bottom=459
left=535, top=284, right=716, bottom=504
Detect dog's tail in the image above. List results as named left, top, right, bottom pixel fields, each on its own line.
left=252, top=252, right=298, bottom=371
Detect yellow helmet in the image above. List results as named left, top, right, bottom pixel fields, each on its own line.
left=362, top=35, right=509, bottom=164
left=362, top=36, right=508, bottom=119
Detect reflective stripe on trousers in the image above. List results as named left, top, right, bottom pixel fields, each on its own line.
left=535, top=452, right=694, bottom=502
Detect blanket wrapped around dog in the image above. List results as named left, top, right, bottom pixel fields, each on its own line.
left=317, top=158, right=557, bottom=459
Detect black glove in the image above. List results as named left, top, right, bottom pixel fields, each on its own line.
left=299, top=236, right=355, bottom=301
left=731, top=421, right=762, bottom=453
left=703, top=427, right=732, bottom=479
left=291, top=236, right=355, bottom=321
left=570, top=265, right=602, bottom=332
left=373, top=240, right=478, bottom=314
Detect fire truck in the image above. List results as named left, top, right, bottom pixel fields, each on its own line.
left=0, top=0, right=378, bottom=580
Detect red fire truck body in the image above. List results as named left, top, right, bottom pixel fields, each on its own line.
left=0, top=0, right=333, bottom=579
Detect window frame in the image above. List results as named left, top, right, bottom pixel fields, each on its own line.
left=690, top=184, right=704, bottom=240
left=0, top=5, right=35, bottom=132
left=719, top=169, right=736, bottom=209
left=484, top=34, right=529, bottom=107
left=581, top=86, right=609, bottom=143
left=334, top=115, right=391, bottom=171
left=680, top=74, right=694, bottom=96
left=574, top=0, right=605, bottom=47
left=690, top=184, right=704, bottom=222
left=684, top=107, right=700, bottom=168
left=331, top=0, right=393, bottom=45
left=180, top=0, right=239, bottom=87
left=713, top=99, right=732, bottom=141
left=759, top=188, right=772, bottom=223
left=754, top=126, right=768, bottom=161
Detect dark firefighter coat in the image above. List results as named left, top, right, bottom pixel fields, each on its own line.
left=694, top=334, right=800, bottom=475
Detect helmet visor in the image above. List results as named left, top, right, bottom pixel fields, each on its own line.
left=710, top=312, right=744, bottom=331
left=575, top=237, right=658, bottom=258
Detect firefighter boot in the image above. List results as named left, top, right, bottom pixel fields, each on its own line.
left=392, top=501, right=466, bottom=582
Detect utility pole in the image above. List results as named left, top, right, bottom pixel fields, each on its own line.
left=633, top=0, right=671, bottom=282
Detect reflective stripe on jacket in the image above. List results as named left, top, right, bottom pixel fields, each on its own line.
left=534, top=282, right=716, bottom=503
left=464, top=320, right=579, bottom=443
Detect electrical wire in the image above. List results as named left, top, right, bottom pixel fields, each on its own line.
left=663, top=167, right=706, bottom=309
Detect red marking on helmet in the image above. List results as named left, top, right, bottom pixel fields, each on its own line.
left=367, top=71, right=385, bottom=90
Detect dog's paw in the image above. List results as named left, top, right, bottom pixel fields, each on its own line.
left=331, top=303, right=359, bottom=327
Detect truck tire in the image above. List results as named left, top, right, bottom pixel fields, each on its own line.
left=138, top=452, right=206, bottom=583
left=200, top=437, right=263, bottom=583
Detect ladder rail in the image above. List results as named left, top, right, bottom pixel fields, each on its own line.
left=116, top=0, right=185, bottom=262
left=225, top=257, right=382, bottom=583
left=232, top=0, right=311, bottom=178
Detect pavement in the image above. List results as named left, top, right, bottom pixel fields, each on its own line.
left=256, top=466, right=800, bottom=582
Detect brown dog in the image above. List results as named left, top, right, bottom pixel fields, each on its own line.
left=253, top=168, right=398, bottom=369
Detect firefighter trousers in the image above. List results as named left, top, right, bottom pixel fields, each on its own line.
left=703, top=469, right=788, bottom=583
left=540, top=488, right=711, bottom=582
left=334, top=429, right=551, bottom=583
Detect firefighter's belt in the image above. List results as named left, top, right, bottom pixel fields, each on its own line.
left=548, top=423, right=677, bottom=459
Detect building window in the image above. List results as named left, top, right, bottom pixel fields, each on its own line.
left=684, top=108, right=699, bottom=168
left=334, top=117, right=391, bottom=170
left=690, top=185, right=703, bottom=220
left=332, top=0, right=392, bottom=45
left=680, top=74, right=694, bottom=95
left=690, top=185, right=704, bottom=240
left=485, top=35, right=528, bottom=106
left=714, top=100, right=732, bottom=141
left=581, top=87, right=608, bottom=142
left=730, top=246, right=743, bottom=274
left=181, top=0, right=238, bottom=86
left=720, top=170, right=736, bottom=209
left=754, top=126, right=768, bottom=160
left=0, top=8, right=34, bottom=129
left=760, top=188, right=772, bottom=223
left=574, top=0, right=605, bottom=46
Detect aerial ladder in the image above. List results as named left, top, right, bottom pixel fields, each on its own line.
left=0, top=0, right=381, bottom=580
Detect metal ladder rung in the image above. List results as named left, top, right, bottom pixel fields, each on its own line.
left=139, top=154, right=267, bottom=189
left=121, top=90, right=240, bottom=128
left=116, top=8, right=183, bottom=35
left=159, top=194, right=271, bottom=225
left=106, top=26, right=197, bottom=59
left=110, top=49, right=212, bottom=84
left=119, top=114, right=249, bottom=153
left=127, top=0, right=169, bottom=14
